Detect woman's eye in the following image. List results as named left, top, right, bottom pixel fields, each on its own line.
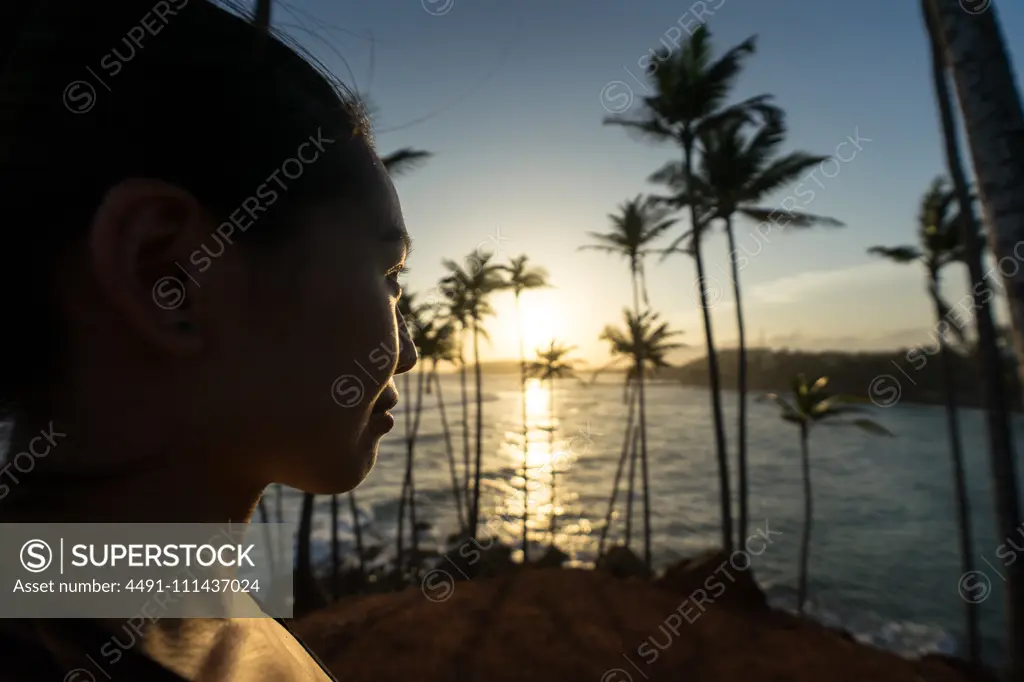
left=387, top=264, right=408, bottom=283
left=387, top=265, right=407, bottom=297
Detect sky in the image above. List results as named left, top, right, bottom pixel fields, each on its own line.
left=261, top=0, right=1024, bottom=366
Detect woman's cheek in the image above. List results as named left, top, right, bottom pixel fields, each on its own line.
left=363, top=305, right=401, bottom=376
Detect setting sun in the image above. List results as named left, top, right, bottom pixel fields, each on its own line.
left=520, top=293, right=567, bottom=353
left=488, top=289, right=573, bottom=361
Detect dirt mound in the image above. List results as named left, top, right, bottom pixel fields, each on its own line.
left=291, top=567, right=975, bottom=682
left=654, top=548, right=769, bottom=612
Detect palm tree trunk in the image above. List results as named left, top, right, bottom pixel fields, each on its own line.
left=295, top=491, right=327, bottom=615
left=348, top=491, right=366, bottom=575
left=725, top=216, right=750, bottom=549
left=396, top=373, right=412, bottom=569
left=256, top=497, right=278, bottom=584
left=254, top=0, right=272, bottom=31
left=397, top=366, right=427, bottom=568
left=469, top=321, right=485, bottom=541
left=931, top=284, right=982, bottom=665
left=516, top=294, right=530, bottom=561
left=929, top=0, right=1024, bottom=367
left=273, top=484, right=285, bottom=577
left=549, top=376, right=557, bottom=543
left=435, top=369, right=467, bottom=532
left=330, top=494, right=339, bottom=599
left=636, top=358, right=652, bottom=570
left=297, top=492, right=313, bottom=583
left=685, top=139, right=734, bottom=555
left=630, top=264, right=653, bottom=568
left=598, top=382, right=637, bottom=558
left=459, top=331, right=472, bottom=508
left=624, top=411, right=638, bottom=547
left=797, top=423, right=811, bottom=616
left=925, top=4, right=1024, bottom=674
left=409, top=363, right=427, bottom=563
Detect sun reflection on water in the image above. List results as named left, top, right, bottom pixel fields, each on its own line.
left=502, top=377, right=581, bottom=555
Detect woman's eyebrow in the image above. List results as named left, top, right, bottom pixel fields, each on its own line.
left=380, top=226, right=412, bottom=258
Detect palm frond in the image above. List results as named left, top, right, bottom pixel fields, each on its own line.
left=381, top=148, right=433, bottom=176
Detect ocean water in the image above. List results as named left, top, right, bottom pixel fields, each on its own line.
left=282, top=372, right=1024, bottom=666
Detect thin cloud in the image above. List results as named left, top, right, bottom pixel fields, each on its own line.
left=749, top=261, right=916, bottom=305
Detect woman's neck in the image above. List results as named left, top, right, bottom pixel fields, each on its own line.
left=0, top=467, right=263, bottom=523
left=0, top=418, right=265, bottom=524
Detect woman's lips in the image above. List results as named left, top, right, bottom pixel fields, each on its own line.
left=369, top=411, right=396, bottom=433
left=369, top=389, right=398, bottom=433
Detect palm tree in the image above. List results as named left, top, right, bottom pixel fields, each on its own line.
left=418, top=314, right=467, bottom=533
left=580, top=196, right=676, bottom=565
left=330, top=493, right=340, bottom=597
left=527, top=340, right=579, bottom=547
left=606, top=26, right=779, bottom=554
left=347, top=491, right=366, bottom=578
left=294, top=492, right=328, bottom=615
left=868, top=177, right=979, bottom=663
left=255, top=495, right=279, bottom=588
left=651, top=114, right=843, bottom=547
left=580, top=196, right=677, bottom=309
left=499, top=255, right=550, bottom=561
left=440, top=253, right=506, bottom=543
left=439, top=282, right=474, bottom=508
left=764, top=375, right=892, bottom=615
left=926, top=0, right=1024, bottom=354
left=597, top=309, right=684, bottom=568
left=596, top=380, right=637, bottom=560
left=274, top=484, right=284, bottom=524
left=924, top=4, right=1024, bottom=674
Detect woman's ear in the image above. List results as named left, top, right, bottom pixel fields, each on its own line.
left=88, top=178, right=208, bottom=356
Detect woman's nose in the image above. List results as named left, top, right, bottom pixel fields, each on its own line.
left=395, top=312, right=418, bottom=375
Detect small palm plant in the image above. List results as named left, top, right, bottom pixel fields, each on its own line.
left=595, top=309, right=684, bottom=569
left=499, top=255, right=550, bottom=562
left=763, top=375, right=893, bottom=615
left=527, top=340, right=579, bottom=552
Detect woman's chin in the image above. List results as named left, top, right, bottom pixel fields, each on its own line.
left=282, top=446, right=377, bottom=495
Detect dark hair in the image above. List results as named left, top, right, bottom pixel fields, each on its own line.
left=0, top=0, right=368, bottom=417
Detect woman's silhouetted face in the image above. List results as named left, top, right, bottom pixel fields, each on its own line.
left=59, top=134, right=417, bottom=497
